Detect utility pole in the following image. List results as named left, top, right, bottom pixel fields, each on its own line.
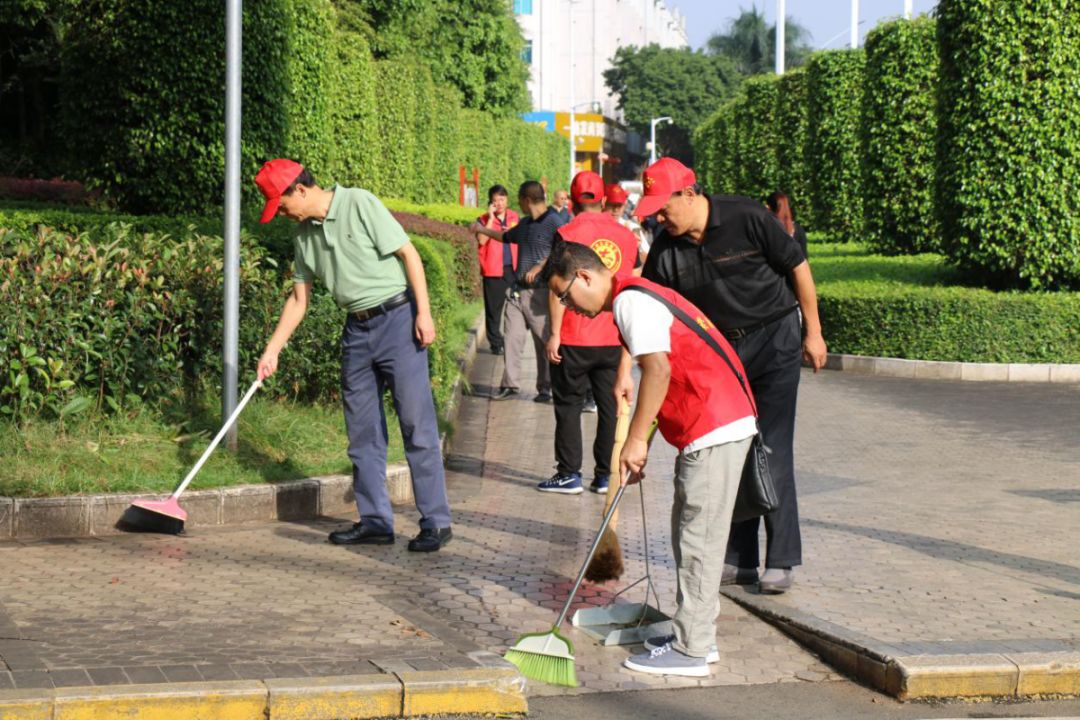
left=222, top=0, right=241, bottom=451
left=568, top=0, right=577, bottom=186
left=850, top=0, right=859, bottom=49
left=904, top=0, right=913, bottom=19
left=775, top=0, right=786, bottom=75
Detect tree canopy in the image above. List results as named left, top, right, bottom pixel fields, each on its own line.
left=603, top=45, right=741, bottom=165
left=707, top=6, right=813, bottom=76
left=339, top=0, right=530, bottom=116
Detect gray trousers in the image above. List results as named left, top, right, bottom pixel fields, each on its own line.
left=500, top=287, right=551, bottom=393
left=341, top=302, right=451, bottom=533
left=671, top=436, right=754, bottom=657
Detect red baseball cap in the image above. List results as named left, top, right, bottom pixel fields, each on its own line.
left=570, top=171, right=604, bottom=204
left=604, top=183, right=629, bottom=206
left=254, top=158, right=304, bottom=223
left=633, top=157, right=697, bottom=219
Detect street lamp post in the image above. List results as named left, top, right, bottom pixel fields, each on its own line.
left=222, top=0, right=241, bottom=450
left=649, top=116, right=673, bottom=166
left=904, top=0, right=913, bottom=19
left=850, top=0, right=859, bottom=49
left=569, top=100, right=599, bottom=185
left=775, top=0, right=786, bottom=75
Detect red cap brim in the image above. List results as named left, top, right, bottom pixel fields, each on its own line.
left=633, top=193, right=668, bottom=219
left=259, top=194, right=281, bottom=224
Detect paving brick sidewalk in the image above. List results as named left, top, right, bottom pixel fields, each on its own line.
left=722, top=370, right=1080, bottom=696
left=0, top=345, right=836, bottom=700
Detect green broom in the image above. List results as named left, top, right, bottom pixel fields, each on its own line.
left=505, top=480, right=630, bottom=687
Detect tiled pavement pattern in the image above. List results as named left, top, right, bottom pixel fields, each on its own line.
left=0, top=346, right=836, bottom=697
left=762, top=371, right=1080, bottom=657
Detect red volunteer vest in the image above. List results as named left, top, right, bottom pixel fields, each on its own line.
left=476, top=209, right=520, bottom=278
left=557, top=213, right=639, bottom=347
left=612, top=276, right=757, bottom=451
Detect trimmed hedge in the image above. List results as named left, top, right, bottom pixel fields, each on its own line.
left=0, top=205, right=481, bottom=423
left=806, top=49, right=866, bottom=243
left=734, top=76, right=781, bottom=202
left=774, top=68, right=815, bottom=229
left=936, top=0, right=1080, bottom=289
left=54, top=0, right=566, bottom=214
left=812, top=242, right=1080, bottom=363
left=862, top=17, right=939, bottom=255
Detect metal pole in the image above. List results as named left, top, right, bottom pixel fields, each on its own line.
left=568, top=1, right=575, bottom=185
left=223, top=0, right=241, bottom=451
left=850, top=0, right=859, bottom=49
left=904, top=0, right=913, bottom=19
left=649, top=118, right=656, bottom=166
left=775, top=0, right=786, bottom=75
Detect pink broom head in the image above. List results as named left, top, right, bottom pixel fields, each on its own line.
left=130, top=497, right=187, bottom=522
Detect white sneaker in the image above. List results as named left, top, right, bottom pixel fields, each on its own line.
left=643, top=634, right=719, bottom=663
left=624, top=642, right=709, bottom=677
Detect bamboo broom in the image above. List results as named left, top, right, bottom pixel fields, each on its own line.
left=584, top=399, right=631, bottom=583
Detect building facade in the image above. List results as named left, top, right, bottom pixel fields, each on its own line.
left=513, top=0, right=689, bottom=121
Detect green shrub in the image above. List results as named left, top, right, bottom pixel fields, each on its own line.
left=807, top=49, right=866, bottom=242
left=812, top=243, right=1080, bottom=362
left=372, top=60, right=419, bottom=199
left=774, top=68, right=815, bottom=229
left=935, top=0, right=1080, bottom=289
left=327, top=28, right=382, bottom=192
left=734, top=76, right=781, bottom=201
left=861, top=17, right=939, bottom=255
left=59, top=0, right=335, bottom=215
left=0, top=207, right=480, bottom=423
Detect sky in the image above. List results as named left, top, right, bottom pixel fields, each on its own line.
left=666, top=0, right=939, bottom=51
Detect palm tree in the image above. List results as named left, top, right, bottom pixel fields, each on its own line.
left=707, top=6, right=813, bottom=76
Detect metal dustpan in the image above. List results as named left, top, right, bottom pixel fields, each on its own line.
left=571, top=601, right=670, bottom=646
left=571, top=479, right=670, bottom=646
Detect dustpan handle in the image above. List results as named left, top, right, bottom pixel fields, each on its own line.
left=170, top=380, right=263, bottom=499
left=554, top=477, right=629, bottom=628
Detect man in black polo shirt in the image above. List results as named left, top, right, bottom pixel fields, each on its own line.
left=627, top=158, right=826, bottom=595
left=471, top=180, right=566, bottom=401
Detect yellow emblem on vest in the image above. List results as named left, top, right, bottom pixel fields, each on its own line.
left=590, top=238, right=622, bottom=270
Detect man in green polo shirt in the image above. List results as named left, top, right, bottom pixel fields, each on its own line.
left=254, top=159, right=452, bottom=552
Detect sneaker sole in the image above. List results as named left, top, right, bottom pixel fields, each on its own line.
left=588, top=485, right=608, bottom=494
left=643, top=641, right=719, bottom=664
left=758, top=583, right=790, bottom=594
left=623, top=658, right=710, bottom=677
left=537, top=486, right=584, bottom=494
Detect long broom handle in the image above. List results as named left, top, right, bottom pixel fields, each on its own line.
left=170, top=380, right=263, bottom=499
left=601, top=399, right=632, bottom=525
left=554, top=478, right=629, bottom=629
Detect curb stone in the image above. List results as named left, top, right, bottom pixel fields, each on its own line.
left=0, top=316, right=486, bottom=541
left=814, top=353, right=1080, bottom=384
left=0, top=667, right=527, bottom=719
left=812, top=354, right=1075, bottom=382
left=720, top=586, right=1080, bottom=700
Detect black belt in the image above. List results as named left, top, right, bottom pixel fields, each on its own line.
left=722, top=305, right=798, bottom=340
left=352, top=291, right=410, bottom=322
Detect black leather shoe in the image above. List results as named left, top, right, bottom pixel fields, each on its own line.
left=533, top=391, right=552, bottom=404
left=490, top=346, right=504, bottom=356
left=328, top=523, right=395, bottom=546
left=408, top=527, right=452, bottom=552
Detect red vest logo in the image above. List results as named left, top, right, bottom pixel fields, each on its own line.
left=590, top=238, right=622, bottom=271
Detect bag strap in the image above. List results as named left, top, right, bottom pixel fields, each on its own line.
left=621, top=284, right=757, bottom=417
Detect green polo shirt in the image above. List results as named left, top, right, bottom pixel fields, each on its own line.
left=292, top=186, right=409, bottom=313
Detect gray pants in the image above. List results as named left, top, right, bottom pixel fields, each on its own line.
left=500, top=287, right=551, bottom=393
left=671, top=436, right=754, bottom=657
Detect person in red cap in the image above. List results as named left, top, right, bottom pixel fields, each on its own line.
left=542, top=239, right=758, bottom=677
left=604, top=182, right=652, bottom=267
left=474, top=184, right=520, bottom=356
left=631, top=157, right=827, bottom=594
left=253, top=159, right=452, bottom=553
left=534, top=171, right=640, bottom=495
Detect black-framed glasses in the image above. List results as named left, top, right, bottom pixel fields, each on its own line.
left=557, top=275, right=578, bottom=307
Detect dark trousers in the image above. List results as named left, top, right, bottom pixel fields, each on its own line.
left=340, top=301, right=452, bottom=533
left=724, top=311, right=803, bottom=569
left=482, top=273, right=511, bottom=351
left=550, top=345, right=622, bottom=478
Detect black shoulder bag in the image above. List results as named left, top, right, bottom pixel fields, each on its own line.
left=621, top=285, right=779, bottom=522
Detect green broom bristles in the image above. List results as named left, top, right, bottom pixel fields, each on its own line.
left=504, top=628, right=578, bottom=687
left=505, top=647, right=578, bottom=687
